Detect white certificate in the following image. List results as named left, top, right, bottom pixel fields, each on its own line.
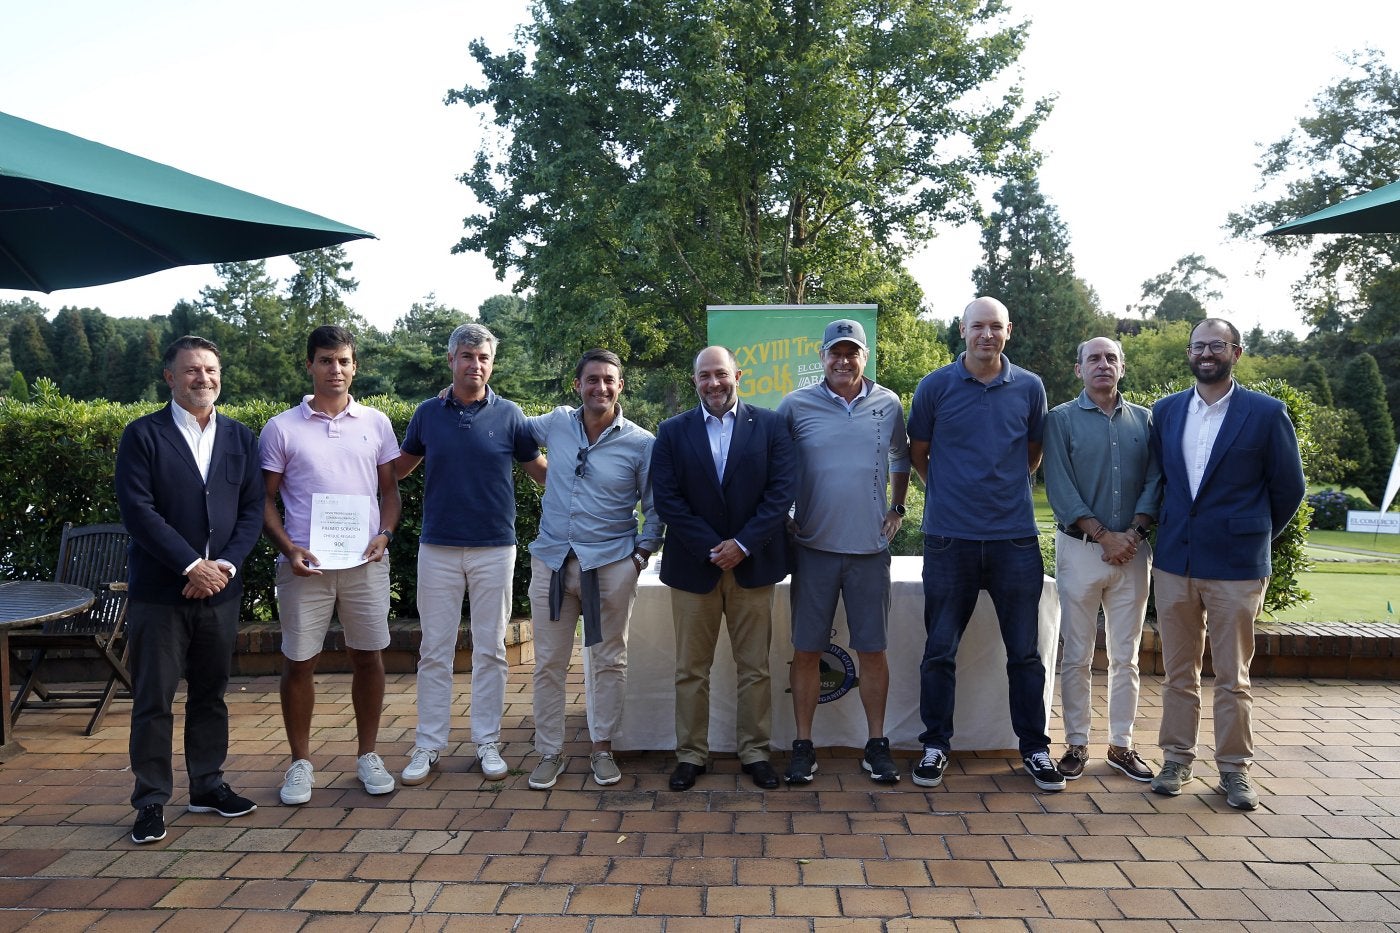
left=309, top=493, right=372, bottom=570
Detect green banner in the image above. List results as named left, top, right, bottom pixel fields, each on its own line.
left=705, top=304, right=878, bottom=410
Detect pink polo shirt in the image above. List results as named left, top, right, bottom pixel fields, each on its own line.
left=259, top=396, right=400, bottom=552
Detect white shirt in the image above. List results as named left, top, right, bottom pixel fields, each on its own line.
left=168, top=402, right=235, bottom=576
left=1181, top=382, right=1235, bottom=499
left=703, top=404, right=737, bottom=480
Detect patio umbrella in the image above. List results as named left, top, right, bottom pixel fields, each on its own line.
left=1266, top=178, right=1400, bottom=236
left=0, top=110, right=373, bottom=292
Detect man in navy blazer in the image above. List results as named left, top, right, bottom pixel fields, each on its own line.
left=116, top=336, right=265, bottom=844
left=1147, top=318, right=1304, bottom=810
left=651, top=346, right=796, bottom=790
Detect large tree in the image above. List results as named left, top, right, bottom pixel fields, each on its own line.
left=1336, top=351, right=1397, bottom=503
left=971, top=175, right=1103, bottom=405
left=453, top=0, right=1045, bottom=390
left=1228, top=49, right=1400, bottom=328
left=1135, top=254, right=1225, bottom=323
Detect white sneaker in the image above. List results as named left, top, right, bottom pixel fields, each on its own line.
left=357, top=752, right=396, bottom=795
left=402, top=747, right=440, bottom=785
left=477, top=742, right=508, bottom=780
left=280, top=758, right=315, bottom=806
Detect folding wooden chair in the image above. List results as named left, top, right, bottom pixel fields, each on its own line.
left=9, top=522, right=132, bottom=735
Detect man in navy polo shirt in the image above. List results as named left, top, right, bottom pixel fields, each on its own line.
left=395, top=323, right=546, bottom=785
left=907, top=296, right=1062, bottom=792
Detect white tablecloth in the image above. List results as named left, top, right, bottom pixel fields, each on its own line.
left=589, top=555, right=1059, bottom=752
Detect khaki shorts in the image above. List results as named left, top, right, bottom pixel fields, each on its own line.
left=276, top=558, right=391, bottom=661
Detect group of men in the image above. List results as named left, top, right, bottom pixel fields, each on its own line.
left=115, top=300, right=1303, bottom=844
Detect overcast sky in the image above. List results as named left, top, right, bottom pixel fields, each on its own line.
left=4, top=0, right=1398, bottom=337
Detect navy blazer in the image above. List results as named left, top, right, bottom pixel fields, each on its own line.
left=1149, top=384, right=1305, bottom=581
left=650, top=400, right=796, bottom=594
left=115, top=405, right=265, bottom=606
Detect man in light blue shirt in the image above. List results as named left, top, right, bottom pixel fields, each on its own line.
left=524, top=349, right=663, bottom=790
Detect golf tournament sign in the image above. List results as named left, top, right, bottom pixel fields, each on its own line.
left=706, top=304, right=878, bottom=410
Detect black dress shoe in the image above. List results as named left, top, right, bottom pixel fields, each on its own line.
left=742, top=760, right=780, bottom=789
left=669, top=762, right=706, bottom=791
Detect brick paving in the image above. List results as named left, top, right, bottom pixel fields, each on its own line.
left=1, top=659, right=1399, bottom=930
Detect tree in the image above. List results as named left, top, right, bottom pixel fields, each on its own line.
left=1228, top=49, right=1400, bottom=328
left=8, top=371, right=28, bottom=402
left=8, top=314, right=56, bottom=386
left=1336, top=352, right=1397, bottom=502
left=972, top=175, right=1104, bottom=405
left=1297, top=358, right=1334, bottom=406
left=49, top=307, right=93, bottom=398
left=453, top=0, right=1047, bottom=388
left=201, top=261, right=301, bottom=402
left=1136, top=254, right=1225, bottom=322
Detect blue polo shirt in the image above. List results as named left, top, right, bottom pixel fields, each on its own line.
left=907, top=353, right=1046, bottom=540
left=401, top=387, right=541, bottom=547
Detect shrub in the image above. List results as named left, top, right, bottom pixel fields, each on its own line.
left=1307, top=489, right=1369, bottom=530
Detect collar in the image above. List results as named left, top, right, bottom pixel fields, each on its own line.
left=442, top=385, right=496, bottom=409
left=169, top=402, right=216, bottom=431
left=702, top=400, right=739, bottom=422
left=299, top=395, right=363, bottom=419
left=571, top=402, right=628, bottom=436
left=954, top=352, right=1013, bottom=386
left=1074, top=389, right=1122, bottom=413
left=821, top=378, right=871, bottom=405
left=1188, top=381, right=1236, bottom=413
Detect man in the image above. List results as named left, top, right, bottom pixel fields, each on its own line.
left=1042, top=336, right=1161, bottom=783
left=261, top=325, right=402, bottom=805
left=397, top=323, right=545, bottom=785
left=525, top=348, right=663, bottom=790
left=1148, top=318, right=1305, bottom=810
left=651, top=346, right=796, bottom=791
left=116, top=335, right=264, bottom=844
left=776, top=319, right=910, bottom=785
left=908, top=297, right=1061, bottom=792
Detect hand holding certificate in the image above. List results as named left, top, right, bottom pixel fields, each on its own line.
left=308, top=493, right=374, bottom=570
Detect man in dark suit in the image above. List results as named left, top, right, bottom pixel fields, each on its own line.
left=1148, top=318, right=1305, bottom=810
left=651, top=346, right=796, bottom=790
left=115, top=336, right=265, bottom=844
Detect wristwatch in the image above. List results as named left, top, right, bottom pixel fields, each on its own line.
left=890, top=504, right=907, bottom=516
left=1131, top=523, right=1150, bottom=541
left=631, top=550, right=650, bottom=570
left=378, top=529, right=395, bottom=545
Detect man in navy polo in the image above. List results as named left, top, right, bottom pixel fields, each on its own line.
left=907, top=296, right=1062, bottom=792
left=395, top=323, right=546, bottom=785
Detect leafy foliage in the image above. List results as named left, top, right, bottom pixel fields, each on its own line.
left=1306, top=489, right=1370, bottom=530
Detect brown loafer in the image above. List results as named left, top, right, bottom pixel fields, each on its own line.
left=1107, top=745, right=1154, bottom=783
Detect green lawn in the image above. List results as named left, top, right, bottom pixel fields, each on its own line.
left=1307, top=528, right=1400, bottom=557
left=1271, top=561, right=1400, bottom=623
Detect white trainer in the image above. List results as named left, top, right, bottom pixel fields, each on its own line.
left=402, top=747, right=440, bottom=785
left=477, top=742, right=508, bottom=780
left=357, top=752, right=396, bottom=795
left=279, top=758, right=315, bottom=806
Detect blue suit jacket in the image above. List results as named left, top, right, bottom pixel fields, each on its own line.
left=115, top=405, right=265, bottom=606
left=1149, top=384, right=1305, bottom=580
left=650, top=400, right=796, bottom=594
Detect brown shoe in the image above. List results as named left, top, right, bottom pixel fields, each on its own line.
left=1058, top=745, right=1088, bottom=780
left=1107, top=745, right=1154, bottom=782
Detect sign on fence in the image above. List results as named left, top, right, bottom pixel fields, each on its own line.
left=1346, top=510, right=1400, bottom=534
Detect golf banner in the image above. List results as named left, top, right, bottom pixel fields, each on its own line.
left=705, top=304, right=878, bottom=410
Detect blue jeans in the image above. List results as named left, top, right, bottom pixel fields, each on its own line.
left=919, top=535, right=1049, bottom=755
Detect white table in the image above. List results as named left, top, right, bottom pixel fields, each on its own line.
left=590, top=555, right=1059, bottom=752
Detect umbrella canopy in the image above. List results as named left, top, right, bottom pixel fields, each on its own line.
left=0, top=110, right=373, bottom=292
left=1266, top=178, right=1400, bottom=236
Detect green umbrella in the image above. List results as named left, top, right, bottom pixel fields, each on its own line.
left=1266, top=178, right=1400, bottom=236
left=0, top=110, right=373, bottom=292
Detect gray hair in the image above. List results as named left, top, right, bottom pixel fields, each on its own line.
left=1076, top=336, right=1124, bottom=365
left=448, top=322, right=498, bottom=357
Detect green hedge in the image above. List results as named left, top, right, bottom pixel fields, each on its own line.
left=0, top=381, right=543, bottom=620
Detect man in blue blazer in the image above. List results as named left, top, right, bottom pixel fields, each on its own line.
left=116, top=336, right=265, bottom=844
left=1148, top=318, right=1304, bottom=810
left=651, top=346, right=796, bottom=790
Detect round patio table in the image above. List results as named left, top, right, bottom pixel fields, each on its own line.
left=0, top=581, right=95, bottom=759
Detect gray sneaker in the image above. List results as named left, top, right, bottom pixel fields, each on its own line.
left=1151, top=760, right=1192, bottom=796
left=590, top=750, right=622, bottom=786
left=528, top=754, right=566, bottom=790
left=1217, top=771, right=1259, bottom=810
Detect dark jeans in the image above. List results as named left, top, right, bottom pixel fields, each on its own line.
left=919, top=535, right=1050, bottom=755
left=128, top=597, right=238, bottom=809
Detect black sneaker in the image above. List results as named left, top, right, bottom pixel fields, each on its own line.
left=1023, top=750, right=1067, bottom=791
left=187, top=782, right=257, bottom=817
left=861, top=737, right=900, bottom=783
left=784, top=739, right=818, bottom=784
left=911, top=746, right=948, bottom=788
left=131, top=804, right=165, bottom=844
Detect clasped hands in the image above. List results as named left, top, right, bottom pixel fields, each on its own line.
left=182, top=558, right=233, bottom=599
left=1099, top=530, right=1139, bottom=565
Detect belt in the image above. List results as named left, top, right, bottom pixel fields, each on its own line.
left=1056, top=523, right=1090, bottom=541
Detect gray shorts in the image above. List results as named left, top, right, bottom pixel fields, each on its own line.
left=276, top=558, right=391, bottom=661
left=789, top=545, right=891, bottom=653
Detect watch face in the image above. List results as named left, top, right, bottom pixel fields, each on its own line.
left=893, top=505, right=907, bottom=515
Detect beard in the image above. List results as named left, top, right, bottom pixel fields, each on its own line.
left=1189, top=355, right=1234, bottom=385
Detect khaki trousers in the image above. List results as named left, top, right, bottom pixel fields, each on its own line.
left=671, top=572, right=775, bottom=766
left=1153, top=568, right=1266, bottom=772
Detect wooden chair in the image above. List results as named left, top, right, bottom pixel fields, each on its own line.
left=9, top=522, right=132, bottom=735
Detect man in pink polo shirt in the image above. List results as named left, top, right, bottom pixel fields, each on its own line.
left=261, top=325, right=402, bottom=805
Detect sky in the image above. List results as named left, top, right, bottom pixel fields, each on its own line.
left=4, top=0, right=1399, bottom=338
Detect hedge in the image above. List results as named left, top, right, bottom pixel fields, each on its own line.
left=0, top=380, right=542, bottom=620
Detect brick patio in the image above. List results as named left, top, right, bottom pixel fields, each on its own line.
left=1, top=655, right=1398, bottom=930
